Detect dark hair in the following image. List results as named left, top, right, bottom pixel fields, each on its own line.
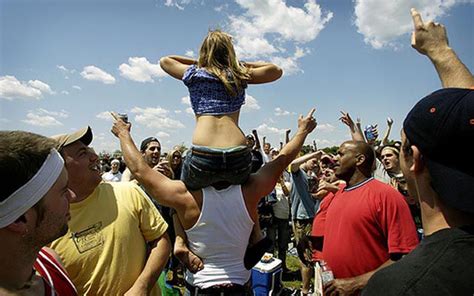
left=0, top=131, right=58, bottom=202
left=140, top=137, right=160, bottom=152
left=353, top=141, right=376, bottom=176
left=402, top=136, right=413, bottom=157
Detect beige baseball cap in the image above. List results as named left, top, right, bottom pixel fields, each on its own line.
left=51, top=126, right=93, bottom=150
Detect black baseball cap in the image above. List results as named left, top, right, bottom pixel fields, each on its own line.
left=140, top=137, right=160, bottom=152
left=403, top=88, right=474, bottom=213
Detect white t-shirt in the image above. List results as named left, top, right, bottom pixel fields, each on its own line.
left=102, top=171, right=122, bottom=182
left=272, top=182, right=291, bottom=219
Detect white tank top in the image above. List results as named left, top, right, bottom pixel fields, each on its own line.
left=185, top=185, right=254, bottom=288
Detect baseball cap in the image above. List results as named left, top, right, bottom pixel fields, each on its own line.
left=140, top=137, right=160, bottom=152
left=51, top=126, right=93, bottom=150
left=403, top=88, right=474, bottom=213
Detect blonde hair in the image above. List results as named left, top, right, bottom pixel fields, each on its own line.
left=198, top=30, right=251, bottom=96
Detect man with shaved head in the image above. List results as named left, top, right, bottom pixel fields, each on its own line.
left=320, top=140, right=418, bottom=295
left=363, top=8, right=474, bottom=296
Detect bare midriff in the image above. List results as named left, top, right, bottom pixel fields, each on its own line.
left=192, top=110, right=246, bottom=148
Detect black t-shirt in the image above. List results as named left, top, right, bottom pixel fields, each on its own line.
left=250, top=149, right=263, bottom=173
left=362, top=225, right=474, bottom=296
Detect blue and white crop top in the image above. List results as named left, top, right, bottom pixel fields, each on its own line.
left=182, top=65, right=247, bottom=115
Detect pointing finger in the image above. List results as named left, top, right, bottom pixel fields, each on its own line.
left=110, top=112, right=119, bottom=120
left=411, top=8, right=424, bottom=30
left=307, top=108, right=316, bottom=118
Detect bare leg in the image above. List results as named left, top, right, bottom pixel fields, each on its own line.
left=301, top=264, right=313, bottom=294
left=172, top=213, right=204, bottom=273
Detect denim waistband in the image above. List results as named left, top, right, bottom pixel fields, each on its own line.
left=185, top=281, right=247, bottom=296
left=190, top=145, right=250, bottom=158
left=191, top=145, right=248, bottom=153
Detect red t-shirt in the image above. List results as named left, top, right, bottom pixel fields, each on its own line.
left=34, top=248, right=78, bottom=296
left=322, top=178, right=418, bottom=279
left=311, top=191, right=336, bottom=261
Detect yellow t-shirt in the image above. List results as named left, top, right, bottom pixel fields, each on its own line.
left=50, top=182, right=168, bottom=296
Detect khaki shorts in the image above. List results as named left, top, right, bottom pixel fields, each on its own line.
left=293, top=219, right=313, bottom=266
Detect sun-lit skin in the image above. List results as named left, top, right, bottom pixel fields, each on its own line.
left=142, top=141, right=161, bottom=168
left=31, top=167, right=76, bottom=246
left=333, top=143, right=358, bottom=182
left=381, top=147, right=401, bottom=174
left=111, top=161, right=120, bottom=174
left=263, top=143, right=271, bottom=155
left=61, top=141, right=102, bottom=203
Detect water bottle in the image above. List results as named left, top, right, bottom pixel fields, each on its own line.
left=320, top=260, right=334, bottom=285
left=364, top=125, right=376, bottom=141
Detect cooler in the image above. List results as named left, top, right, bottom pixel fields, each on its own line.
left=251, top=256, right=282, bottom=296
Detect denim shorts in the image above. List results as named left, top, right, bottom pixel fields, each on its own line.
left=181, top=145, right=252, bottom=190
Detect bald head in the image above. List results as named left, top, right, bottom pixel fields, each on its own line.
left=335, top=141, right=375, bottom=181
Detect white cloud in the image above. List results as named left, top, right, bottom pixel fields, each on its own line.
left=164, top=0, right=191, bottom=10
left=316, top=123, right=336, bottom=132
left=274, top=107, right=294, bottom=116
left=80, top=65, right=116, bottom=84
left=185, top=50, right=195, bottom=57
left=96, top=111, right=114, bottom=121
left=174, top=110, right=182, bottom=114
left=241, top=94, right=260, bottom=112
left=271, top=47, right=310, bottom=75
left=181, top=96, right=194, bottom=114
left=157, top=131, right=171, bottom=138
left=315, top=138, right=337, bottom=148
left=227, top=0, right=332, bottom=74
left=37, top=108, right=69, bottom=118
left=119, top=57, right=166, bottom=83
left=354, top=0, right=462, bottom=49
left=0, top=76, right=55, bottom=100
left=256, top=123, right=286, bottom=135
left=72, top=85, right=82, bottom=90
left=181, top=96, right=191, bottom=106
left=56, top=65, right=76, bottom=73
left=57, top=65, right=68, bottom=72
left=22, top=108, right=67, bottom=127
left=61, top=90, right=70, bottom=95
left=214, top=4, right=228, bottom=12
left=28, top=80, right=55, bottom=95
left=131, top=106, right=185, bottom=129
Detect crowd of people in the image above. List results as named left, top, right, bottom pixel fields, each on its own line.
left=1, top=8, right=473, bottom=296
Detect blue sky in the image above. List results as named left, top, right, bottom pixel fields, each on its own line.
left=1, top=0, right=473, bottom=153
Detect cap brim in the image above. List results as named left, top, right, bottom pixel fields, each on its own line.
left=52, top=126, right=93, bottom=149
left=426, top=158, right=474, bottom=214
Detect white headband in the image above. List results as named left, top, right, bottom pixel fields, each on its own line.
left=0, top=149, right=64, bottom=228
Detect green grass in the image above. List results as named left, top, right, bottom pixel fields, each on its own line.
left=282, top=254, right=303, bottom=290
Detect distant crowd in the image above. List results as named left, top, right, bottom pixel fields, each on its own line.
left=1, top=8, right=473, bottom=296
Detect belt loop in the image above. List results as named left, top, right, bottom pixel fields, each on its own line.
left=223, top=150, right=227, bottom=164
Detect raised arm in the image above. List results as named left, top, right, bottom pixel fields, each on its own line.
left=159, top=55, right=196, bottom=80
left=289, top=150, right=323, bottom=173
left=339, top=111, right=365, bottom=142
left=411, top=8, right=474, bottom=88
left=381, top=117, right=393, bottom=146
left=111, top=114, right=190, bottom=210
left=285, top=129, right=291, bottom=145
left=244, top=108, right=317, bottom=201
left=244, top=61, right=283, bottom=84
left=252, top=129, right=261, bottom=150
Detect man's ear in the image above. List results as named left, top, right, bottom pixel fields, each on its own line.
left=5, top=211, right=33, bottom=234
left=5, top=208, right=38, bottom=234
left=356, top=154, right=366, bottom=167
left=411, top=145, right=425, bottom=173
